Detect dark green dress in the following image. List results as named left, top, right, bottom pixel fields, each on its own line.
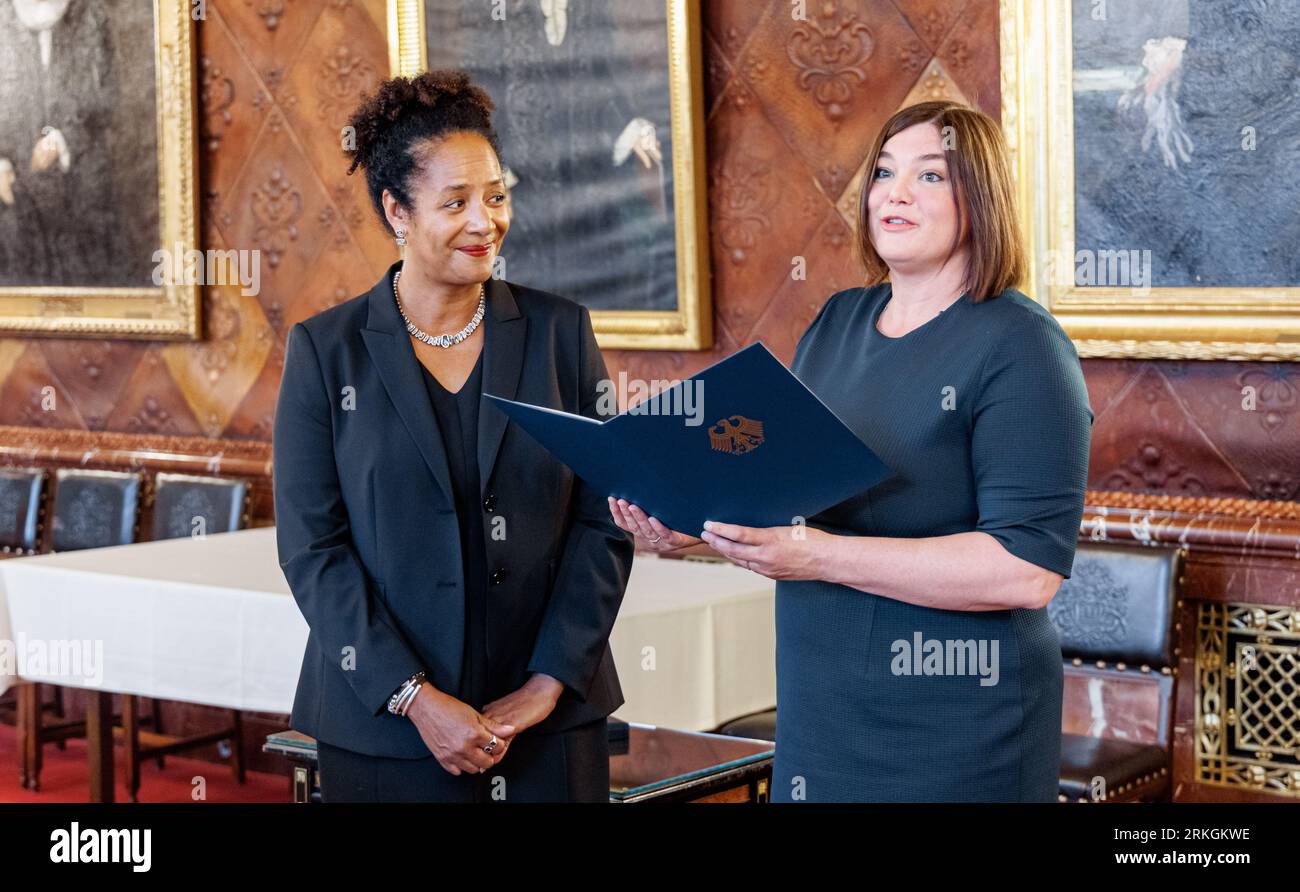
left=774, top=284, right=1093, bottom=802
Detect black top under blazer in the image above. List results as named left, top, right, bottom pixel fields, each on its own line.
left=273, top=260, right=634, bottom=759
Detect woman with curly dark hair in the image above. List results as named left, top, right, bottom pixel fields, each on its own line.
left=273, top=69, right=632, bottom=802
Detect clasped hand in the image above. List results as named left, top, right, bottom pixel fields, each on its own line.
left=406, top=673, right=563, bottom=776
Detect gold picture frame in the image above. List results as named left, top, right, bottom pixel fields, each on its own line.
left=0, top=0, right=199, bottom=340
left=1000, top=0, right=1300, bottom=360
left=389, top=0, right=712, bottom=350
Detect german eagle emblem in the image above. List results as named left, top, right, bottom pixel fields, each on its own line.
left=708, top=415, right=765, bottom=455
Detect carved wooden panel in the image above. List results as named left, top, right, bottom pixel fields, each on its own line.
left=0, top=425, right=274, bottom=543
left=0, top=0, right=392, bottom=442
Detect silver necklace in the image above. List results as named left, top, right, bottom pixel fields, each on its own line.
left=393, top=269, right=486, bottom=348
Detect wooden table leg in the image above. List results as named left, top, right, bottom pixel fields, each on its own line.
left=15, top=683, right=37, bottom=789
left=85, top=690, right=115, bottom=803
left=123, top=695, right=139, bottom=802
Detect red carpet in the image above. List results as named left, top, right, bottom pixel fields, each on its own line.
left=0, top=722, right=290, bottom=803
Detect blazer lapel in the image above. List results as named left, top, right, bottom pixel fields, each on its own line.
left=360, top=261, right=454, bottom=505
left=477, top=276, right=526, bottom=496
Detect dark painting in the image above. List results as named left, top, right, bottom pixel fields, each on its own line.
left=1071, top=0, right=1300, bottom=288
left=0, top=0, right=158, bottom=288
left=424, top=0, right=678, bottom=312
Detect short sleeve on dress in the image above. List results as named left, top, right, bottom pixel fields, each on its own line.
left=970, top=311, right=1093, bottom=579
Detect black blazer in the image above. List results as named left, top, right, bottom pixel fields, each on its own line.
left=273, top=261, right=633, bottom=759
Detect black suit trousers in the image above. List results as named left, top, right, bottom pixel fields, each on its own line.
left=317, top=719, right=610, bottom=803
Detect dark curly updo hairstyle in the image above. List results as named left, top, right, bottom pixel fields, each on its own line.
left=344, top=69, right=502, bottom=235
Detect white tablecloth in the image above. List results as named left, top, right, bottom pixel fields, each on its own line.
left=608, top=556, right=775, bottom=730
left=0, top=528, right=775, bottom=730
left=0, top=528, right=308, bottom=713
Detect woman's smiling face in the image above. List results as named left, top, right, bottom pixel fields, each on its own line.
left=390, top=130, right=511, bottom=287
left=866, top=122, right=964, bottom=275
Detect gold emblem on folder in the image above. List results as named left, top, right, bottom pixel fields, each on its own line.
left=708, top=415, right=765, bottom=455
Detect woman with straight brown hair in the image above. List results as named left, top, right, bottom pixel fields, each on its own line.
left=610, top=101, right=1093, bottom=802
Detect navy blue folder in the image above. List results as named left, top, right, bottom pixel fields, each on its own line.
left=484, top=342, right=892, bottom=535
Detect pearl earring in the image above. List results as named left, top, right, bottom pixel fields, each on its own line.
left=395, top=228, right=407, bottom=247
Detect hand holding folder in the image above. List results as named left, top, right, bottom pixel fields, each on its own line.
left=485, top=343, right=892, bottom=535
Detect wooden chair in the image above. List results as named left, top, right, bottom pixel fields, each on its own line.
left=1051, top=542, right=1185, bottom=803
left=19, top=469, right=143, bottom=791
left=119, top=473, right=252, bottom=801
left=48, top=468, right=142, bottom=552
left=715, top=709, right=775, bottom=741
left=0, top=467, right=61, bottom=789
left=0, top=466, right=46, bottom=558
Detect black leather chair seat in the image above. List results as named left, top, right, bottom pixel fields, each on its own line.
left=150, top=473, right=249, bottom=540
left=1058, top=732, right=1168, bottom=802
left=50, top=468, right=141, bottom=552
left=717, top=709, right=776, bottom=742
left=0, top=467, right=47, bottom=554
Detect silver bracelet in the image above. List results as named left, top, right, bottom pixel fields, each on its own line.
left=392, top=674, right=424, bottom=716
left=387, top=670, right=426, bottom=716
